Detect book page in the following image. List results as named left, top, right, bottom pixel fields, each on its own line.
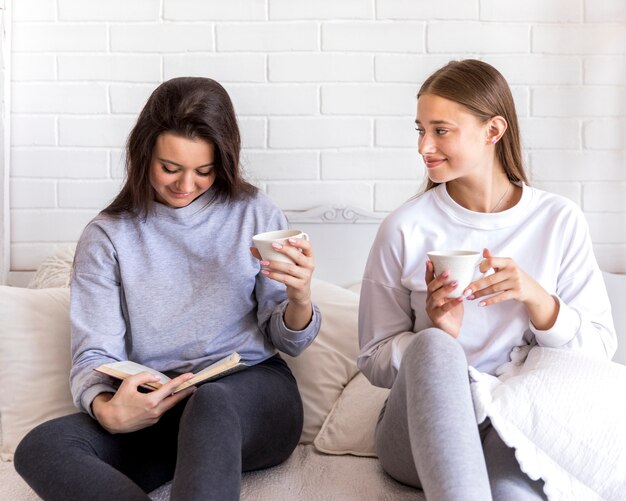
left=190, top=353, right=240, bottom=380
left=98, top=361, right=171, bottom=384
left=176, top=353, right=243, bottom=391
left=95, top=354, right=244, bottom=393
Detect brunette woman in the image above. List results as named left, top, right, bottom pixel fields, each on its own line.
left=15, top=77, right=320, bottom=501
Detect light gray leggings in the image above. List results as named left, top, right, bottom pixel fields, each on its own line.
left=375, top=328, right=547, bottom=501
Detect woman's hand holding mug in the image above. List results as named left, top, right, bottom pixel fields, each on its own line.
left=251, top=229, right=315, bottom=330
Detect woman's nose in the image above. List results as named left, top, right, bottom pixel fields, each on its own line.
left=177, top=171, right=195, bottom=192
left=418, top=133, right=435, bottom=155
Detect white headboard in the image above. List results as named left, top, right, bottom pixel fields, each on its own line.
left=286, top=206, right=384, bottom=288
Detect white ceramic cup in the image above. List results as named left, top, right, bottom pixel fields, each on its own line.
left=252, top=229, right=309, bottom=264
left=427, top=250, right=483, bottom=298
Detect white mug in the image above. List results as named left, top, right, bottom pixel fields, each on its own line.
left=252, top=229, right=309, bottom=264
left=427, top=250, right=482, bottom=298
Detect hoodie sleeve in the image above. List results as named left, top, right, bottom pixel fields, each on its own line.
left=531, top=206, right=616, bottom=360
left=69, top=222, right=127, bottom=416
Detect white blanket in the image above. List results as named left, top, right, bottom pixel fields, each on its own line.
left=470, top=347, right=626, bottom=501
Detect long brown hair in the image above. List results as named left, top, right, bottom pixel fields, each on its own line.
left=103, top=77, right=256, bottom=218
left=418, top=59, right=528, bottom=192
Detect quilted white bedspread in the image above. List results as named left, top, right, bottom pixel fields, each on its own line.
left=471, top=346, right=626, bottom=501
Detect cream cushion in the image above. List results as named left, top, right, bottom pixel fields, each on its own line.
left=0, top=287, right=78, bottom=461
left=314, top=372, right=388, bottom=457
left=283, top=279, right=360, bottom=443
left=27, top=245, right=75, bottom=289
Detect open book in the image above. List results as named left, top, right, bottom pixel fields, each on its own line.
left=95, top=352, right=246, bottom=394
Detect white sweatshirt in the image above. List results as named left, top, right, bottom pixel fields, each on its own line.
left=358, top=183, right=617, bottom=389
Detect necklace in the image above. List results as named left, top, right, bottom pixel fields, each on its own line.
left=490, top=183, right=510, bottom=213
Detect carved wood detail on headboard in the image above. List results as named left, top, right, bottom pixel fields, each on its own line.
left=285, top=205, right=385, bottom=224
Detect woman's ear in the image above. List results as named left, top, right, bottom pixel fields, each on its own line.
left=487, top=116, right=507, bottom=144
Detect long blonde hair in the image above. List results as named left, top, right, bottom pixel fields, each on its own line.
left=418, top=59, right=528, bottom=192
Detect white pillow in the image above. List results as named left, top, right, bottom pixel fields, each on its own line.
left=27, top=245, right=75, bottom=289
left=283, top=278, right=361, bottom=443
left=314, top=372, right=388, bottom=457
left=0, top=287, right=78, bottom=461
left=471, top=347, right=626, bottom=500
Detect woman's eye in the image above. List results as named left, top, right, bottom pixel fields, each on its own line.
left=161, top=164, right=177, bottom=174
left=436, top=128, right=448, bottom=135
left=415, top=128, right=425, bottom=136
left=196, top=170, right=213, bottom=177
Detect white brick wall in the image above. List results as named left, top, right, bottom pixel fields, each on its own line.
left=6, top=0, right=626, bottom=275
left=321, top=84, right=416, bottom=115
left=59, top=55, right=161, bottom=82
left=13, top=24, right=107, bottom=52
left=217, top=23, right=318, bottom=51
left=163, top=0, right=266, bottom=21
left=164, top=54, right=266, bottom=82
left=110, top=24, right=214, bottom=53
left=429, top=22, right=530, bottom=53
left=321, top=150, right=422, bottom=180
left=13, top=83, right=108, bottom=113
left=269, top=54, right=373, bottom=82
left=322, top=22, right=425, bottom=52
left=12, top=116, right=56, bottom=146
left=270, top=0, right=373, bottom=20
left=533, top=25, right=625, bottom=55
left=376, top=0, right=477, bottom=20
left=269, top=118, right=371, bottom=148
left=59, top=116, right=136, bottom=147
left=481, top=0, right=580, bottom=23
left=58, top=0, right=160, bottom=22
left=585, top=119, right=626, bottom=150
left=225, top=84, right=318, bottom=115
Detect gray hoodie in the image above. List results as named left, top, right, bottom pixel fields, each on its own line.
left=69, top=189, right=321, bottom=415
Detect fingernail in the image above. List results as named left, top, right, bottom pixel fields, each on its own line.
left=479, top=301, right=486, bottom=307
left=272, top=242, right=282, bottom=249
left=468, top=295, right=475, bottom=300
left=261, top=270, right=270, bottom=275
left=288, top=238, right=297, bottom=244
left=450, top=280, right=458, bottom=287
left=442, top=270, right=450, bottom=278
left=463, top=289, right=472, bottom=298
left=260, top=260, right=270, bottom=266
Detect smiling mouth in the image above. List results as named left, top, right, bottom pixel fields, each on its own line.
left=169, top=189, right=193, bottom=198
left=424, top=158, right=446, bottom=169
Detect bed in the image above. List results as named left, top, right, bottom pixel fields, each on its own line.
left=1, top=205, right=625, bottom=500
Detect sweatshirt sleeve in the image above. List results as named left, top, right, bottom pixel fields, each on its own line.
left=531, top=207, right=616, bottom=359
left=69, top=222, right=128, bottom=416
left=253, top=204, right=321, bottom=357
left=357, top=218, right=417, bottom=388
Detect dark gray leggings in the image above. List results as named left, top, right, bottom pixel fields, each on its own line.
left=14, top=354, right=303, bottom=501
left=375, top=328, right=547, bottom=501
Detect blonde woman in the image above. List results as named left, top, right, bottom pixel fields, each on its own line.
left=358, top=60, right=615, bottom=500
